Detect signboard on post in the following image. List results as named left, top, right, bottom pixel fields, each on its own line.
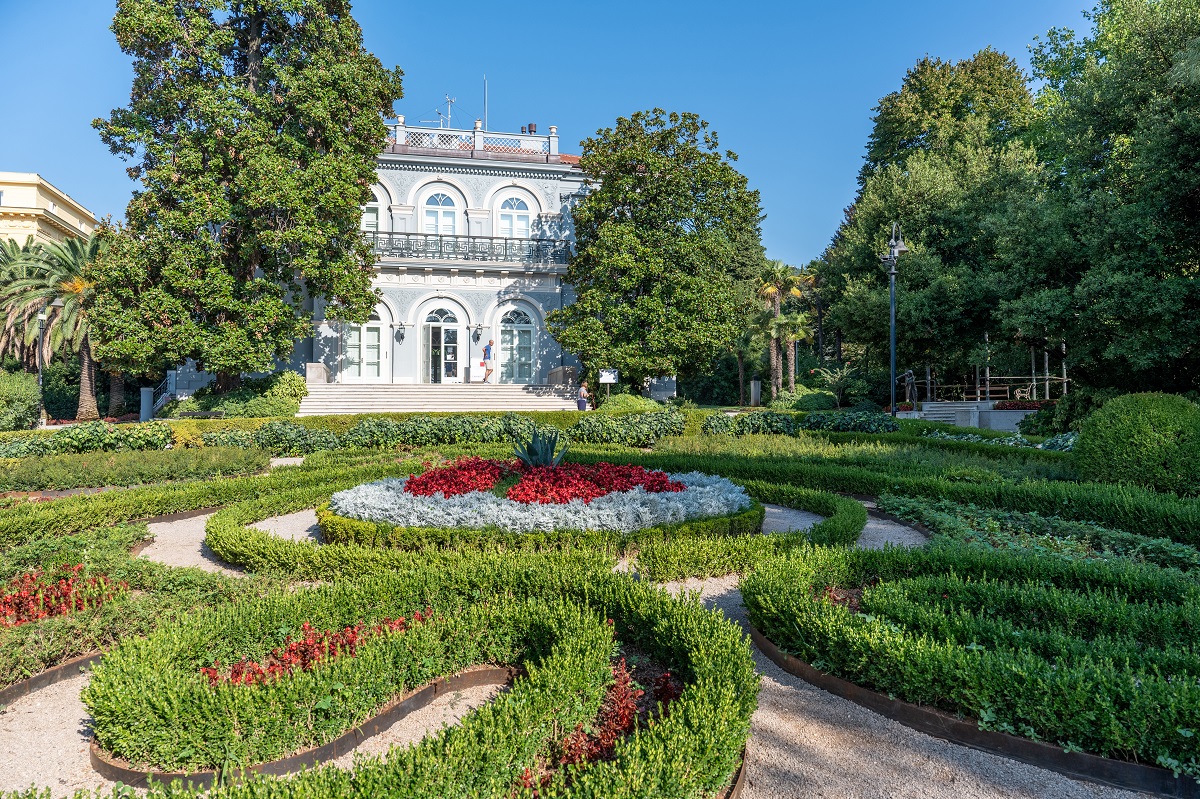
left=598, top=369, right=619, bottom=384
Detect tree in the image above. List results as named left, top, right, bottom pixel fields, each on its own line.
left=0, top=235, right=107, bottom=420
left=548, top=109, right=765, bottom=391
left=89, top=0, right=403, bottom=389
left=0, top=237, right=44, bottom=369
left=757, top=260, right=806, bottom=398
left=777, top=310, right=814, bottom=393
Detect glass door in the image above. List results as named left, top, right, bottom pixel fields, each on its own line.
left=423, top=308, right=462, bottom=384
left=344, top=322, right=383, bottom=381
left=499, top=308, right=535, bottom=384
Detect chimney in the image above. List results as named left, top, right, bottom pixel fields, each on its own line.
left=520, top=125, right=527, bottom=134
left=528, top=122, right=537, bottom=134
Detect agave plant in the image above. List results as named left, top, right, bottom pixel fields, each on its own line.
left=513, top=427, right=569, bottom=468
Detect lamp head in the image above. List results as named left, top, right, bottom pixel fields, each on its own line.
left=51, top=297, right=65, bottom=309
left=889, top=223, right=910, bottom=256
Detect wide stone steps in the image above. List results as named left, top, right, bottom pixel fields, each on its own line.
left=297, top=384, right=577, bottom=415
left=918, top=401, right=992, bottom=424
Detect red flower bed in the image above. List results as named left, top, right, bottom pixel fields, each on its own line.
left=402, top=458, right=685, bottom=505
left=993, top=400, right=1054, bottom=411
left=200, top=609, right=433, bottom=686
left=507, top=463, right=684, bottom=505
left=0, top=564, right=127, bottom=628
left=403, top=457, right=507, bottom=498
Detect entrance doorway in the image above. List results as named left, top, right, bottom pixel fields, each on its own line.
left=423, top=308, right=462, bottom=384
left=499, top=308, right=535, bottom=384
left=344, top=315, right=385, bottom=381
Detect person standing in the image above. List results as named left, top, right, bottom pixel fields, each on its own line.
left=482, top=339, right=495, bottom=383
left=577, top=381, right=590, bottom=411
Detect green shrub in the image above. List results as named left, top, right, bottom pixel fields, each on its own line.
left=251, top=420, right=339, bottom=456
left=0, top=447, right=270, bottom=491
left=597, top=393, right=662, bottom=413
left=768, top=388, right=839, bottom=412
left=798, top=411, right=899, bottom=434
left=700, top=413, right=734, bottom=435
left=0, top=420, right=174, bottom=457
left=743, top=544, right=1200, bottom=776
left=160, top=370, right=307, bottom=419
left=1074, top=393, right=1200, bottom=494
left=0, top=371, right=39, bottom=431
left=566, top=410, right=684, bottom=447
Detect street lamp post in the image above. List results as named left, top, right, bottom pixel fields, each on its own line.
left=35, top=297, right=65, bottom=428
left=879, top=223, right=909, bottom=417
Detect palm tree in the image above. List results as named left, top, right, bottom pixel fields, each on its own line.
left=0, top=237, right=46, bottom=370
left=777, top=311, right=814, bottom=393
left=0, top=235, right=107, bottom=420
left=757, top=260, right=804, bottom=399
left=732, top=322, right=767, bottom=407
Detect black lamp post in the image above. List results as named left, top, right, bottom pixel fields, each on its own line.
left=879, top=223, right=909, bottom=417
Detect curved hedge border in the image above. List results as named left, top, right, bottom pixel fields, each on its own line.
left=742, top=544, right=1200, bottom=784
left=89, top=665, right=516, bottom=789
left=84, top=559, right=757, bottom=799
left=747, top=625, right=1197, bottom=798
left=315, top=503, right=766, bottom=555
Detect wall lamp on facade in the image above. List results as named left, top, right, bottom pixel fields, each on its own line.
left=472, top=323, right=484, bottom=342
left=395, top=321, right=407, bottom=344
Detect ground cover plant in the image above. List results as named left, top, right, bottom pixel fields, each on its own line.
left=82, top=559, right=757, bottom=798
left=743, top=544, right=1200, bottom=777
left=877, top=494, right=1200, bottom=573
left=0, top=564, right=126, bottom=628
left=0, top=447, right=270, bottom=491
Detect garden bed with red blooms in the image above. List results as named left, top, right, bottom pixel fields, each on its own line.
left=0, top=564, right=127, bottom=628
left=200, top=609, right=433, bottom=686
left=993, top=400, right=1054, bottom=411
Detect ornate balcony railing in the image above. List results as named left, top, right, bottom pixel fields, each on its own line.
left=367, top=231, right=571, bottom=265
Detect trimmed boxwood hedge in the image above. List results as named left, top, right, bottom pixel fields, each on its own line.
left=316, top=502, right=766, bottom=557
left=85, top=558, right=758, bottom=798
left=0, top=447, right=270, bottom=491
left=743, top=544, right=1200, bottom=777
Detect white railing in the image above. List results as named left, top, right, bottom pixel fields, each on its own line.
left=388, top=117, right=559, bottom=160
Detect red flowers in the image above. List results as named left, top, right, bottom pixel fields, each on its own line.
left=404, top=457, right=506, bottom=498
left=0, top=564, right=126, bottom=628
left=200, top=609, right=433, bottom=686
left=507, top=463, right=684, bottom=505
left=403, top=458, right=684, bottom=505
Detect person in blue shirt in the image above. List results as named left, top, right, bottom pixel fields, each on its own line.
left=482, top=339, right=495, bottom=383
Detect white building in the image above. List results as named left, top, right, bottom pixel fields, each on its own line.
left=308, top=117, right=586, bottom=388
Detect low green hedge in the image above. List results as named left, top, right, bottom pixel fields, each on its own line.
left=0, top=420, right=174, bottom=458
left=702, top=410, right=900, bottom=436
left=85, top=560, right=757, bottom=797
left=570, top=451, right=1200, bottom=549
left=0, top=447, right=270, bottom=491
left=743, top=544, right=1200, bottom=776
left=316, top=503, right=765, bottom=556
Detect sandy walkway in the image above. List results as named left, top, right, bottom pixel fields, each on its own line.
left=252, top=509, right=322, bottom=543
left=138, top=511, right=240, bottom=575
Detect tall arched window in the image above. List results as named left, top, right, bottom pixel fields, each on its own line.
left=361, top=191, right=382, bottom=232
left=424, top=193, right=456, bottom=236
left=500, top=307, right=535, bottom=383
left=498, top=197, right=530, bottom=239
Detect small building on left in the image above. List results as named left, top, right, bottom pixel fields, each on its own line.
left=0, top=172, right=97, bottom=245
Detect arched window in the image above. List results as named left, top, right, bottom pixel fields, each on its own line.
left=426, top=308, right=458, bottom=323
left=424, top=193, right=456, bottom=236
left=501, top=309, right=532, bottom=325
left=499, top=307, right=536, bottom=383
left=498, top=197, right=530, bottom=239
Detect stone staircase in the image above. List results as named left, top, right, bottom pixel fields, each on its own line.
left=297, top=383, right=577, bottom=416
left=918, top=401, right=993, bottom=425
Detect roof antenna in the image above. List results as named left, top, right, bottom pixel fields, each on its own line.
left=420, top=95, right=456, bottom=128
left=483, top=75, right=488, bottom=131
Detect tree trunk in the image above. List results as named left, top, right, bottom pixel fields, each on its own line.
left=816, top=298, right=824, bottom=362
left=786, top=337, right=796, bottom=393
left=768, top=335, right=779, bottom=399
left=76, top=337, right=100, bottom=421
left=215, top=372, right=241, bottom=393
left=737, top=353, right=745, bottom=407
left=107, top=372, right=125, bottom=418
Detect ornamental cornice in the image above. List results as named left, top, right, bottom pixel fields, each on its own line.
left=377, top=160, right=582, bottom=184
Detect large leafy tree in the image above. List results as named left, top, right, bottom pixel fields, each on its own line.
left=90, top=0, right=403, bottom=388
left=548, top=109, right=765, bottom=390
left=0, top=235, right=107, bottom=420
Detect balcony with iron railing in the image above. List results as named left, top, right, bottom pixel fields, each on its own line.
left=384, top=117, right=570, bottom=165
left=367, top=231, right=571, bottom=265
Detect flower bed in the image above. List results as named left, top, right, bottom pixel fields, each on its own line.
left=85, top=561, right=757, bottom=799
left=1, top=565, right=127, bottom=628
left=743, top=544, right=1200, bottom=777
left=329, top=459, right=748, bottom=534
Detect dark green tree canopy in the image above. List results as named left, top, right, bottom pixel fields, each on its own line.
left=90, top=0, right=403, bottom=381
left=548, top=109, right=765, bottom=389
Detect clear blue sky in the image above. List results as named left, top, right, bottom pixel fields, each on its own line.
left=0, top=0, right=1089, bottom=266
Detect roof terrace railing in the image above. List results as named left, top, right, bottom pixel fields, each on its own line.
left=367, top=231, right=571, bottom=265
left=385, top=117, right=564, bottom=164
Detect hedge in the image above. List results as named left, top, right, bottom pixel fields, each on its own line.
left=84, top=560, right=757, bottom=798
left=316, top=503, right=765, bottom=557
left=0, top=447, right=270, bottom=491
left=743, top=544, right=1200, bottom=776
left=569, top=451, right=1200, bottom=548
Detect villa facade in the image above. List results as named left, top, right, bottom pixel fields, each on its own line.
left=0, top=172, right=97, bottom=247
left=304, top=118, right=586, bottom=388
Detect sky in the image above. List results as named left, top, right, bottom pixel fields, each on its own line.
left=0, top=0, right=1091, bottom=266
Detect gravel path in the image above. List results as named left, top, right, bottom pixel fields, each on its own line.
left=138, top=511, right=241, bottom=575
left=0, top=673, right=116, bottom=799
left=761, top=505, right=823, bottom=534
left=856, top=513, right=929, bottom=549
left=661, top=575, right=1141, bottom=799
